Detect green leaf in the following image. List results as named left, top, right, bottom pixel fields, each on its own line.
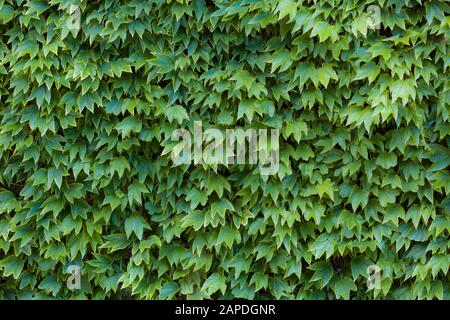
left=125, top=214, right=149, bottom=240
left=202, top=273, right=227, bottom=296
left=217, top=225, right=241, bottom=249
left=127, top=181, right=149, bottom=206
left=167, top=105, right=189, bottom=124
left=311, top=21, right=335, bottom=42
left=237, top=99, right=255, bottom=122
left=0, top=256, right=24, bottom=279
left=230, top=70, right=255, bottom=91
left=159, top=282, right=179, bottom=299
left=333, top=277, right=357, bottom=299
left=110, top=157, right=131, bottom=178
left=309, top=262, right=334, bottom=288
left=269, top=50, right=293, bottom=73
left=353, top=62, right=380, bottom=83
left=250, top=272, right=269, bottom=291
left=0, top=5, right=15, bottom=23
left=315, top=179, right=334, bottom=201
left=38, top=275, right=61, bottom=296
left=115, top=117, right=143, bottom=138
left=390, top=79, right=416, bottom=106
left=351, top=258, right=372, bottom=280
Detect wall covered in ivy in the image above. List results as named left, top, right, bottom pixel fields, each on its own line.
left=0, top=0, right=449, bottom=299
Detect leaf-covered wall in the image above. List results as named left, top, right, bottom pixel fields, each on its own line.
left=0, top=0, right=449, bottom=299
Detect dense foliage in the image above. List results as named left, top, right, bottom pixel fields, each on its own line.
left=0, top=0, right=449, bottom=300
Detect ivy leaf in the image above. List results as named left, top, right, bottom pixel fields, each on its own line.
left=333, top=277, right=357, bottom=299
left=390, top=79, right=416, bottom=106
left=110, top=157, right=131, bottom=178
left=167, top=105, right=189, bottom=124
left=250, top=272, right=269, bottom=292
left=316, top=179, right=334, bottom=201
left=125, top=214, right=149, bottom=240
left=311, top=21, right=335, bottom=42
left=237, top=99, right=255, bottom=122
left=38, top=275, right=61, bottom=296
left=269, top=50, right=293, bottom=73
left=230, top=70, right=255, bottom=91
left=0, top=256, right=24, bottom=279
left=309, top=262, right=334, bottom=288
left=353, top=62, right=380, bottom=84
left=0, top=5, right=15, bottom=23
left=127, top=182, right=149, bottom=206
left=159, top=282, right=179, bottom=299
left=351, top=258, right=373, bottom=280
left=217, top=225, right=241, bottom=249
left=115, top=117, right=143, bottom=138
left=202, top=273, right=227, bottom=296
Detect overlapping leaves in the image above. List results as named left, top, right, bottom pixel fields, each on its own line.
left=0, top=0, right=449, bottom=299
